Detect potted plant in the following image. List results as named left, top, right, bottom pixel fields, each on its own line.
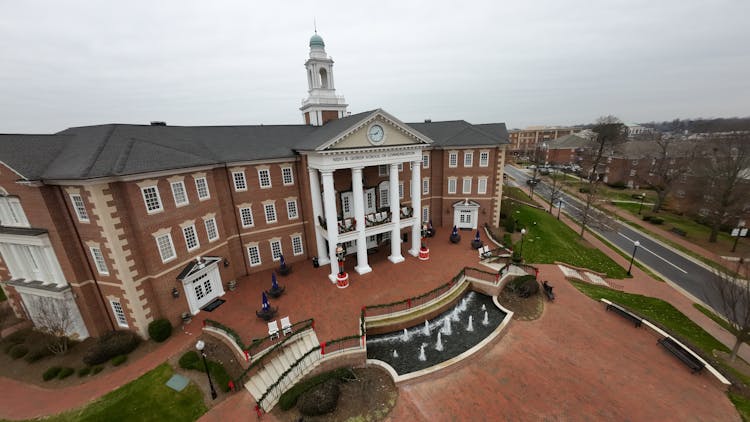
left=471, top=230, right=483, bottom=249
left=450, top=225, right=461, bottom=244
left=227, top=280, right=237, bottom=291
left=278, top=254, right=291, bottom=276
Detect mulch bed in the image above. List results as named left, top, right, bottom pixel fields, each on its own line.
left=497, top=288, right=544, bottom=321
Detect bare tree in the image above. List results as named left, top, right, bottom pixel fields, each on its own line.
left=546, top=169, right=566, bottom=214
left=641, top=134, right=696, bottom=213
left=708, top=258, right=750, bottom=362
left=578, top=116, right=627, bottom=237
left=693, top=133, right=750, bottom=243
left=32, top=296, right=75, bottom=354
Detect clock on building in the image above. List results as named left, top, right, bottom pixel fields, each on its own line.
left=367, top=124, right=385, bottom=145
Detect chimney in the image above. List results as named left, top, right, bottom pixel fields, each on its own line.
left=150, top=121, right=166, bottom=126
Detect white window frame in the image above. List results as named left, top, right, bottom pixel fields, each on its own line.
left=422, top=206, right=429, bottom=223
left=247, top=245, right=261, bottom=266
left=264, top=203, right=277, bottom=224
left=258, top=169, right=272, bottom=189
left=286, top=199, right=299, bottom=220
left=270, top=239, right=283, bottom=262
left=141, top=186, right=163, bottom=214
left=155, top=233, right=176, bottom=263
left=281, top=167, right=294, bottom=186
left=422, top=178, right=429, bottom=195
left=478, top=177, right=488, bottom=194
left=398, top=182, right=404, bottom=199
left=90, top=246, right=108, bottom=275
left=448, top=152, right=458, bottom=168
left=464, top=151, right=474, bottom=167
left=204, top=217, right=219, bottom=242
left=233, top=171, right=247, bottom=191
left=397, top=163, right=403, bottom=172
left=171, top=181, right=189, bottom=207
left=448, top=178, right=457, bottom=194
left=479, top=151, right=490, bottom=167
left=182, top=225, right=200, bottom=252
left=195, top=177, right=210, bottom=201
left=291, top=234, right=304, bottom=256
left=379, top=182, right=390, bottom=208
left=70, top=194, right=89, bottom=223
left=422, top=154, right=430, bottom=169
left=239, top=207, right=254, bottom=228
left=463, top=177, right=472, bottom=194
left=378, top=165, right=389, bottom=177
left=110, top=300, right=128, bottom=328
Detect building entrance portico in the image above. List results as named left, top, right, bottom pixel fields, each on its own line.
left=300, top=110, right=432, bottom=283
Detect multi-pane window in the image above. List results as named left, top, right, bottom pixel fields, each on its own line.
left=264, top=203, right=277, bottom=224
left=366, top=190, right=375, bottom=210
left=464, top=151, right=473, bottom=167
left=258, top=169, right=272, bottom=188
left=422, top=178, right=429, bottom=195
left=182, top=225, right=199, bottom=251
left=70, top=194, right=89, bottom=222
left=342, top=194, right=351, bottom=214
left=630, top=169, right=637, bottom=177
left=448, top=152, right=458, bottom=167
left=141, top=186, right=163, bottom=213
left=195, top=177, right=210, bottom=200
left=270, top=239, right=283, bottom=261
left=448, top=178, right=457, bottom=194
left=247, top=245, right=261, bottom=266
left=205, top=218, right=219, bottom=242
left=171, top=181, right=188, bottom=207
left=291, top=235, right=304, bottom=256
left=194, top=283, right=205, bottom=301
left=281, top=167, right=294, bottom=185
left=90, top=246, right=108, bottom=275
left=463, top=177, right=472, bottom=194
left=155, top=233, right=176, bottom=263
left=379, top=183, right=389, bottom=208
left=397, top=163, right=403, bottom=172
left=233, top=171, right=247, bottom=191
left=110, top=300, right=128, bottom=327
left=422, top=206, right=429, bottom=223
left=479, top=151, right=490, bottom=167
left=378, top=165, right=389, bottom=176
left=422, top=154, right=430, bottom=169
left=478, top=178, right=488, bottom=194
left=398, top=182, right=404, bottom=199
left=240, top=207, right=254, bottom=228
left=286, top=199, right=298, bottom=219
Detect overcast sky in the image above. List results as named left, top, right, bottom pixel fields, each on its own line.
left=1, top=0, right=748, bottom=133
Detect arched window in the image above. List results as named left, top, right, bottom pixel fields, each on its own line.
left=319, top=68, right=328, bottom=89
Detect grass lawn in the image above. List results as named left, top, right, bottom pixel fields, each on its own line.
left=570, top=280, right=729, bottom=354
left=694, top=303, right=737, bottom=335
left=34, top=363, right=207, bottom=422
left=504, top=186, right=532, bottom=203
left=511, top=204, right=628, bottom=278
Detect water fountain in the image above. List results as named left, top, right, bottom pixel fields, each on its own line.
left=402, top=328, right=410, bottom=342
left=418, top=343, right=427, bottom=361
left=393, top=350, right=399, bottom=358
left=459, top=298, right=468, bottom=312
left=481, top=304, right=486, bottom=311
left=441, top=317, right=452, bottom=335
left=423, top=320, right=430, bottom=336
left=482, top=311, right=489, bottom=326
left=451, top=308, right=461, bottom=322
left=435, top=332, right=444, bottom=351
left=467, top=315, right=474, bottom=332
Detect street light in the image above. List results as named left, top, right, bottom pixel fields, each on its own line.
left=627, top=240, right=640, bottom=276
left=638, top=194, right=646, bottom=214
left=520, top=228, right=527, bottom=259
left=557, top=200, right=564, bottom=220
left=195, top=340, right=218, bottom=400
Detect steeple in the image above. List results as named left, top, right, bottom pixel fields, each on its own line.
left=300, top=32, right=348, bottom=126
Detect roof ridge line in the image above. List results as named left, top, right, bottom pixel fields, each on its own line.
left=80, top=124, right=117, bottom=178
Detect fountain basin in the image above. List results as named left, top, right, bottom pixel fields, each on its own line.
left=366, top=290, right=510, bottom=378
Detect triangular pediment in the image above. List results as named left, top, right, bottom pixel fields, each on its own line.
left=317, top=109, right=432, bottom=151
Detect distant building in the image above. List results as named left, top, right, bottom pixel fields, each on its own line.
left=508, top=126, right=580, bottom=158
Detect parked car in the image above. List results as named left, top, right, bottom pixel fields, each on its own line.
left=526, top=178, right=540, bottom=186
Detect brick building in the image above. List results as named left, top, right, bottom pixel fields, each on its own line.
left=508, top=126, right=579, bottom=159
left=0, top=34, right=509, bottom=339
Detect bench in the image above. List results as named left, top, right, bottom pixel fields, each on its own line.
left=605, top=303, right=643, bottom=327
left=478, top=245, right=492, bottom=259
left=658, top=337, right=705, bottom=373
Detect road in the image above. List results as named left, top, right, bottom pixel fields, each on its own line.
left=504, top=165, right=724, bottom=312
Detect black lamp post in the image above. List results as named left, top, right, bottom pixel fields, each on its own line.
left=627, top=240, right=640, bottom=276
left=557, top=200, right=563, bottom=220
left=520, top=228, right=527, bottom=259
left=195, top=340, right=218, bottom=400
left=638, top=194, right=646, bottom=214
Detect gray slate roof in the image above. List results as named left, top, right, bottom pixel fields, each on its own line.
left=0, top=113, right=508, bottom=181
left=545, top=134, right=595, bottom=150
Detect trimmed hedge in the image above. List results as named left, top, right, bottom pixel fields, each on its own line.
left=83, top=330, right=140, bottom=366
left=43, top=367, right=62, bottom=381
left=9, top=344, right=28, bottom=359
left=25, top=344, right=53, bottom=363
left=111, top=354, right=128, bottom=366
left=92, top=366, right=104, bottom=375
left=58, top=367, right=74, bottom=379
left=148, top=319, right=172, bottom=343
left=78, top=367, right=91, bottom=377
left=649, top=217, right=664, bottom=225
left=278, top=367, right=352, bottom=411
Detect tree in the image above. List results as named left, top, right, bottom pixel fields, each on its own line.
left=707, top=258, right=750, bottom=362
left=641, top=134, right=696, bottom=213
left=693, top=133, right=750, bottom=243
left=546, top=169, right=566, bottom=215
left=578, top=116, right=627, bottom=237
left=30, top=296, right=76, bottom=354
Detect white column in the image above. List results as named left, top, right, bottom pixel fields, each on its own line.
left=388, top=163, right=404, bottom=263
left=321, top=170, right=340, bottom=282
left=308, top=168, right=329, bottom=265
left=351, top=167, right=371, bottom=274
left=409, top=159, right=422, bottom=257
